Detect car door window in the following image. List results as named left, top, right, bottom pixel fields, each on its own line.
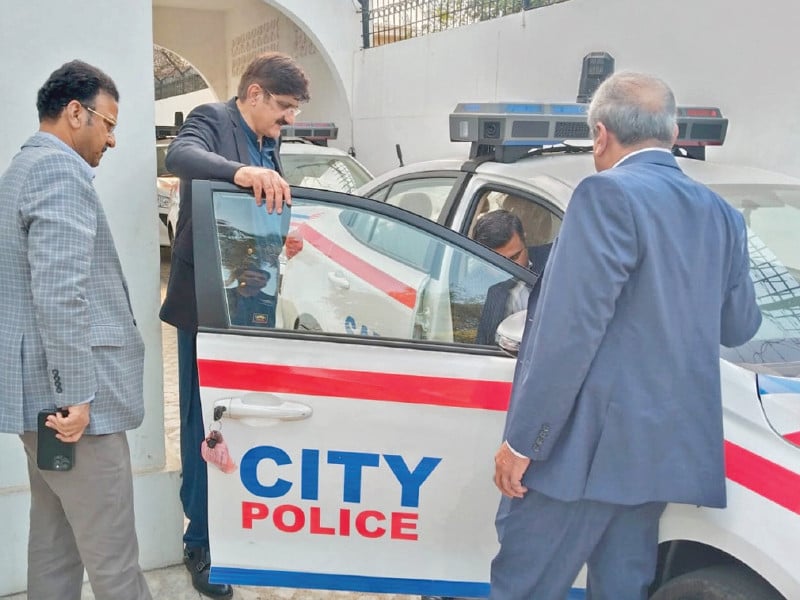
left=374, top=177, right=458, bottom=222
left=467, top=188, right=562, bottom=247
left=210, top=190, right=530, bottom=347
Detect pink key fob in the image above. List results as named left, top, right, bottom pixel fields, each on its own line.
left=201, top=430, right=237, bottom=474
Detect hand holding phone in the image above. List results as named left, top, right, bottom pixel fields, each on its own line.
left=37, top=409, right=75, bottom=471
left=45, top=403, right=90, bottom=443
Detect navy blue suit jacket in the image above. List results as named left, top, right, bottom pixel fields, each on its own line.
left=504, top=150, right=761, bottom=508
left=160, top=98, right=284, bottom=330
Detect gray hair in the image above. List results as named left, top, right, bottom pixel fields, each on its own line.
left=587, top=71, right=677, bottom=148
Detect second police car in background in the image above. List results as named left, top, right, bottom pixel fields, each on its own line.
left=189, top=102, right=800, bottom=599
left=158, top=122, right=373, bottom=247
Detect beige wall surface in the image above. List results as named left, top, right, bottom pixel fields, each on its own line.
left=154, top=0, right=360, bottom=153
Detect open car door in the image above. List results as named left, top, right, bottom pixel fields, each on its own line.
left=192, top=181, right=539, bottom=597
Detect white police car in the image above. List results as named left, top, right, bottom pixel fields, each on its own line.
left=190, top=104, right=800, bottom=599
left=156, top=135, right=178, bottom=247
left=279, top=122, right=373, bottom=193
left=163, top=122, right=373, bottom=248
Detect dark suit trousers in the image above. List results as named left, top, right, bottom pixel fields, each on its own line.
left=21, top=432, right=151, bottom=600
left=490, top=489, right=665, bottom=600
left=177, top=327, right=209, bottom=550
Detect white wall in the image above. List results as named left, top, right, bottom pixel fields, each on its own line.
left=0, top=0, right=182, bottom=595
left=156, top=87, right=218, bottom=126
left=273, top=0, right=800, bottom=178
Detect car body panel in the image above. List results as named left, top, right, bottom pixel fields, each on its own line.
left=192, top=136, right=800, bottom=597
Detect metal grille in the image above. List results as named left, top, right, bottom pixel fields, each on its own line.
left=154, top=45, right=209, bottom=100
left=554, top=121, right=590, bottom=139
left=360, top=0, right=572, bottom=48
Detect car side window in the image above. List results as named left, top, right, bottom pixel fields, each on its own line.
left=341, top=210, right=434, bottom=272
left=376, top=177, right=458, bottom=222
left=467, top=189, right=562, bottom=247
left=211, top=192, right=527, bottom=347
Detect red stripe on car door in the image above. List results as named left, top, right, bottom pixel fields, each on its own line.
left=198, top=359, right=800, bottom=515
left=197, top=359, right=510, bottom=411
left=297, top=223, right=417, bottom=309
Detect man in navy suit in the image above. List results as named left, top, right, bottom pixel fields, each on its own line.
left=490, top=72, right=762, bottom=600
left=160, top=52, right=309, bottom=598
left=474, top=210, right=551, bottom=345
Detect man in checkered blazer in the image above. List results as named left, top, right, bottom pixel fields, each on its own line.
left=0, top=60, right=151, bottom=600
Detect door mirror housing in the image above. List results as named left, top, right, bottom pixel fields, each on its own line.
left=496, top=310, right=527, bottom=355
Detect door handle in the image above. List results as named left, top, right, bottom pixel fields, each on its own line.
left=327, top=271, right=350, bottom=289
left=214, top=394, right=313, bottom=421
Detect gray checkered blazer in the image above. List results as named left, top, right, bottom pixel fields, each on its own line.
left=0, top=133, right=145, bottom=434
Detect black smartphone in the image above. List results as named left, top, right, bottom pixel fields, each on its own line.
left=37, top=409, right=75, bottom=471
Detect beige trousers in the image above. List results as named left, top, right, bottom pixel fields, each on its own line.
left=20, top=431, right=152, bottom=600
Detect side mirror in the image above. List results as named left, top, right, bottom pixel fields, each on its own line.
left=495, top=310, right=527, bottom=355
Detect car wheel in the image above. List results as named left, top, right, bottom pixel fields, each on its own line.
left=650, top=565, right=782, bottom=600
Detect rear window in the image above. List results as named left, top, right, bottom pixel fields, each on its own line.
left=281, top=153, right=372, bottom=193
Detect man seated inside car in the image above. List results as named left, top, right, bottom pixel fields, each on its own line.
left=226, top=259, right=277, bottom=327
left=474, top=210, right=552, bottom=345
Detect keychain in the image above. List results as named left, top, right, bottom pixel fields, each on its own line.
left=201, top=406, right=237, bottom=474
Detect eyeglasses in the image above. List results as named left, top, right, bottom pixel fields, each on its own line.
left=260, top=88, right=302, bottom=118
left=81, top=104, right=117, bottom=134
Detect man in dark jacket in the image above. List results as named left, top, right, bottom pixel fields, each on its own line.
left=160, top=52, right=309, bottom=598
left=474, top=210, right=551, bottom=345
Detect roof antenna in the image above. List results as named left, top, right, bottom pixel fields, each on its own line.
left=576, top=52, right=615, bottom=104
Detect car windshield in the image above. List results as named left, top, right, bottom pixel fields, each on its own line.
left=280, top=153, right=372, bottom=193
left=714, top=184, right=800, bottom=376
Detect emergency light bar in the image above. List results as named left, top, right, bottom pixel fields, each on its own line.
left=675, top=107, right=728, bottom=147
left=450, top=102, right=728, bottom=163
left=155, top=124, right=180, bottom=139
left=281, top=122, right=338, bottom=142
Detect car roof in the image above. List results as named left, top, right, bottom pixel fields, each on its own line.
left=364, top=151, right=800, bottom=213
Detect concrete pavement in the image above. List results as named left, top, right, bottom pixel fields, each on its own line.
left=3, top=562, right=416, bottom=599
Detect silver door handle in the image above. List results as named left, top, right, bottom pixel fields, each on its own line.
left=327, top=271, right=350, bottom=289
left=214, top=394, right=313, bottom=421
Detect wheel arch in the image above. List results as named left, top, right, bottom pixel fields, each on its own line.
left=651, top=539, right=787, bottom=598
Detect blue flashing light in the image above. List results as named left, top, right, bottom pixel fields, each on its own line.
left=503, top=103, right=544, bottom=114
left=504, top=139, right=563, bottom=146
left=551, top=103, right=588, bottom=115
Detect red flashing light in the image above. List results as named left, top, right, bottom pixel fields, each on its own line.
left=686, top=108, right=720, bottom=118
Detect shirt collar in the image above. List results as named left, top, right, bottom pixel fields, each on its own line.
left=235, top=105, right=277, bottom=150
left=38, top=132, right=95, bottom=180
left=612, top=147, right=672, bottom=169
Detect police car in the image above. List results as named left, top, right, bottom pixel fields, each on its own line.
left=163, top=122, right=373, bottom=247
left=190, top=104, right=800, bottom=599
left=279, top=122, right=373, bottom=193
left=156, top=134, right=178, bottom=247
